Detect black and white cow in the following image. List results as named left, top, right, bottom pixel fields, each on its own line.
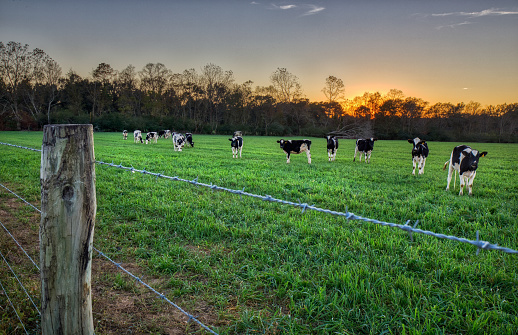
left=353, top=138, right=377, bottom=163
left=326, top=135, right=339, bottom=161
left=185, top=133, right=194, bottom=147
left=145, top=132, right=158, bottom=144
left=277, top=139, right=312, bottom=164
left=158, top=130, right=171, bottom=139
left=134, top=130, right=143, bottom=143
left=443, top=145, right=488, bottom=196
left=229, top=136, right=243, bottom=158
left=172, top=133, right=186, bottom=151
left=408, top=137, right=429, bottom=175
left=123, top=130, right=128, bottom=140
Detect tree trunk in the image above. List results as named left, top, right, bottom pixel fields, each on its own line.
left=40, top=124, right=96, bottom=335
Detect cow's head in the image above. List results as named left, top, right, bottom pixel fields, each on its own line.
left=277, top=139, right=285, bottom=149
left=326, top=135, right=335, bottom=143
left=462, top=149, right=488, bottom=170
left=408, top=137, right=422, bottom=146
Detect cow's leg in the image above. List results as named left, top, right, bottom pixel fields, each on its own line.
left=306, top=150, right=311, bottom=164
left=353, top=148, right=358, bottom=161
left=419, top=157, right=426, bottom=175
left=286, top=153, right=290, bottom=164
left=239, top=146, right=242, bottom=158
left=467, top=171, right=477, bottom=196
left=366, top=151, right=371, bottom=163
left=332, top=149, right=336, bottom=161
left=459, top=173, right=466, bottom=196
left=446, top=163, right=453, bottom=191
left=328, top=149, right=331, bottom=161
left=412, top=157, right=417, bottom=175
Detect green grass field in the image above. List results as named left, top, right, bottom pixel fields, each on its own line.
left=1, top=131, right=517, bottom=334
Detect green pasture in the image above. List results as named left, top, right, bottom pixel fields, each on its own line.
left=0, top=131, right=517, bottom=334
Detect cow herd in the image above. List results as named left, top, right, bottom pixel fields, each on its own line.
left=125, top=129, right=194, bottom=151
left=122, top=130, right=488, bottom=196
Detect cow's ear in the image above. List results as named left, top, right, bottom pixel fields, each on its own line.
left=373, top=138, right=378, bottom=141
left=480, top=151, right=488, bottom=157
left=229, top=138, right=232, bottom=141
left=277, top=140, right=281, bottom=143
left=419, top=140, right=426, bottom=145
left=407, top=139, right=413, bottom=143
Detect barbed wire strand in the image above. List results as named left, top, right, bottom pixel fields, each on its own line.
left=0, top=277, right=30, bottom=335
left=0, top=182, right=41, bottom=214
left=0, top=181, right=220, bottom=335
left=92, top=247, right=219, bottom=334
left=0, top=220, right=40, bottom=271
left=0, top=250, right=41, bottom=315
left=96, top=160, right=518, bottom=255
left=0, top=142, right=516, bottom=255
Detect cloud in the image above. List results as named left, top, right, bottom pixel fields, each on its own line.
left=250, top=1, right=260, bottom=5
left=419, top=7, right=518, bottom=29
left=267, top=3, right=325, bottom=16
left=431, top=8, right=518, bottom=18
left=302, top=4, right=325, bottom=16
left=436, top=21, right=472, bottom=30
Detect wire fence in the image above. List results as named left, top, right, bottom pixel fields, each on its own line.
left=0, top=183, right=219, bottom=334
left=1, top=140, right=517, bottom=333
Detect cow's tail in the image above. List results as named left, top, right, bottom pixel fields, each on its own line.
left=443, top=160, right=449, bottom=170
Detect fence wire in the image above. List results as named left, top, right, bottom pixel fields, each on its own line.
left=0, top=249, right=41, bottom=315
left=0, top=278, right=30, bottom=335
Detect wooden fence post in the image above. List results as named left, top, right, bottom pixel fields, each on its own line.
left=40, top=124, right=96, bottom=335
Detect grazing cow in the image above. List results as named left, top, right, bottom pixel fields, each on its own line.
left=277, top=139, right=312, bottom=164
left=326, top=135, right=339, bottom=161
left=408, top=137, right=429, bottom=175
left=353, top=138, right=377, bottom=163
left=145, top=132, right=158, bottom=144
left=185, top=133, right=194, bottom=147
left=172, top=133, right=186, bottom=151
left=443, top=145, right=488, bottom=196
left=123, top=130, right=128, bottom=140
left=134, top=130, right=143, bottom=143
left=229, top=136, right=243, bottom=158
left=158, top=130, right=171, bottom=139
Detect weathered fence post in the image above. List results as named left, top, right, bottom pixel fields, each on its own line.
left=40, top=124, right=96, bottom=335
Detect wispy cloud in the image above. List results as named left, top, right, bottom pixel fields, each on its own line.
left=264, top=3, right=325, bottom=16
left=302, top=4, right=325, bottom=16
left=431, top=8, right=518, bottom=18
left=418, top=7, right=518, bottom=29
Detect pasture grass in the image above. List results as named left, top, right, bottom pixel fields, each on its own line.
left=0, top=131, right=517, bottom=334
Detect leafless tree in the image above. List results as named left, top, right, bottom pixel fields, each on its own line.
left=270, top=68, right=302, bottom=103
left=322, top=75, right=345, bottom=103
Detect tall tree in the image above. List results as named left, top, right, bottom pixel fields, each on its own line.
left=322, top=75, right=345, bottom=103
left=0, top=41, right=50, bottom=129
left=270, top=68, right=302, bottom=103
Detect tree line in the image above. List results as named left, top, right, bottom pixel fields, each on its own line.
left=1, top=41, right=517, bottom=142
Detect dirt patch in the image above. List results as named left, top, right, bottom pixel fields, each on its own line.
left=0, top=190, right=228, bottom=334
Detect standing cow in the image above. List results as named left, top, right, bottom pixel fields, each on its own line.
left=326, top=135, right=339, bottom=161
left=229, top=136, right=243, bottom=158
left=185, top=133, right=194, bottom=147
left=123, top=130, right=128, bottom=140
left=353, top=138, right=377, bottom=163
left=172, top=133, right=186, bottom=151
left=277, top=139, right=312, bottom=164
left=145, top=132, right=158, bottom=144
left=408, top=137, right=429, bottom=175
left=134, top=130, right=143, bottom=143
left=443, top=145, right=488, bottom=196
left=158, top=130, right=172, bottom=139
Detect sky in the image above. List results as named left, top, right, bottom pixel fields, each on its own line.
left=1, top=0, right=517, bottom=106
